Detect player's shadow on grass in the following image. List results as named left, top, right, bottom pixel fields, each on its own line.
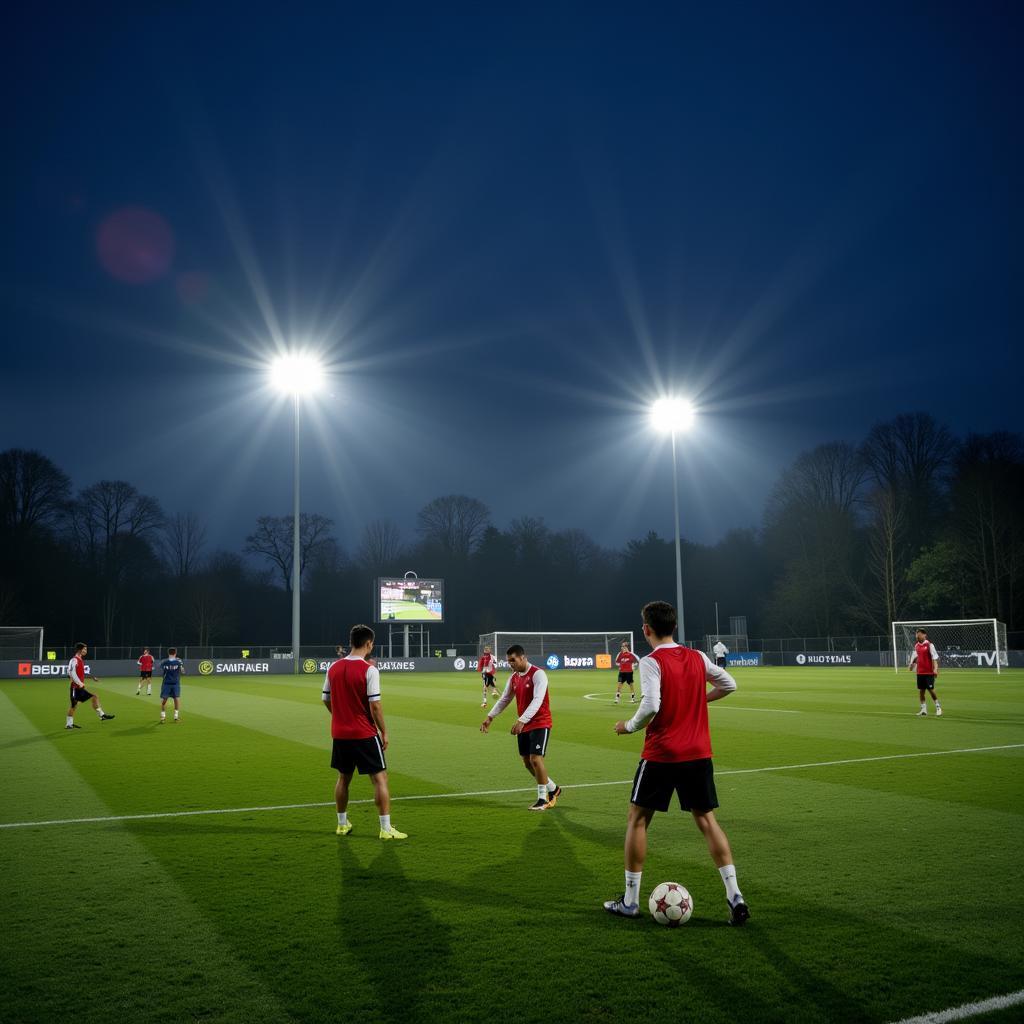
left=0, top=734, right=54, bottom=750
left=109, top=723, right=163, bottom=737
left=335, top=837, right=457, bottom=1023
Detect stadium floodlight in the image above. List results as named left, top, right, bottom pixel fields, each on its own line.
left=268, top=351, right=325, bottom=671
left=650, top=396, right=696, bottom=646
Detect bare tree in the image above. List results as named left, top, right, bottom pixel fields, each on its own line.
left=70, top=480, right=164, bottom=564
left=0, top=448, right=71, bottom=536
left=861, top=412, right=955, bottom=495
left=163, top=512, right=207, bottom=578
left=865, top=487, right=908, bottom=629
left=357, top=519, right=404, bottom=570
left=244, top=513, right=335, bottom=591
left=417, top=495, right=490, bottom=559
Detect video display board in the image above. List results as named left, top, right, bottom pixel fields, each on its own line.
left=377, top=578, right=444, bottom=623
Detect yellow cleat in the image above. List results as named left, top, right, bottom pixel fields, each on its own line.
left=336, top=822, right=353, bottom=836
left=379, top=826, right=408, bottom=840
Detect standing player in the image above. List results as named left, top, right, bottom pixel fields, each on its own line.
left=322, top=624, right=407, bottom=840
left=712, top=639, right=729, bottom=667
left=480, top=644, right=562, bottom=811
left=604, top=601, right=749, bottom=925
left=614, top=640, right=639, bottom=704
left=65, top=642, right=115, bottom=728
left=158, top=647, right=185, bottom=723
left=909, top=628, right=943, bottom=717
left=479, top=645, right=500, bottom=707
left=136, top=647, right=154, bottom=695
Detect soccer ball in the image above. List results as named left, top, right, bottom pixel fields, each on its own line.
left=649, top=882, right=693, bottom=926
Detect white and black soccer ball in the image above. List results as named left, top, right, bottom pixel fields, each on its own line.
left=649, top=882, right=693, bottom=926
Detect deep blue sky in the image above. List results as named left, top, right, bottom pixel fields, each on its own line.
left=4, top=3, right=1020, bottom=555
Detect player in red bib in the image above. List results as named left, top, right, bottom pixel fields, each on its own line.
left=614, top=641, right=639, bottom=704
left=604, top=601, right=749, bottom=925
left=322, top=624, right=407, bottom=840
left=480, top=644, right=562, bottom=811
left=479, top=645, right=501, bottom=707
left=909, top=628, right=943, bottom=717
left=65, top=642, right=115, bottom=729
left=136, top=647, right=154, bottom=695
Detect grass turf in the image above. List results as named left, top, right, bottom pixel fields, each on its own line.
left=1, top=667, right=1022, bottom=1024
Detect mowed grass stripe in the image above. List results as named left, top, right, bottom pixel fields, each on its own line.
left=3, top=742, right=1020, bottom=830
left=0, top=690, right=297, bottom=1024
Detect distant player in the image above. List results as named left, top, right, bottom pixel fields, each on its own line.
left=604, top=601, right=749, bottom=925
left=480, top=644, right=562, bottom=811
left=159, top=647, right=185, bottom=723
left=479, top=645, right=500, bottom=707
left=65, top=642, right=115, bottom=729
left=712, top=639, right=729, bottom=668
left=614, top=641, right=639, bottom=704
left=323, top=624, right=407, bottom=840
left=909, top=629, right=943, bottom=717
left=136, top=647, right=154, bottom=695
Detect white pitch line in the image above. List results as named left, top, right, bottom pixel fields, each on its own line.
left=886, top=988, right=1024, bottom=1024
left=1, top=743, right=1021, bottom=832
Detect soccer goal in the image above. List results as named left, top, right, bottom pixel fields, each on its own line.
left=892, top=619, right=1008, bottom=674
left=478, top=631, right=636, bottom=668
left=0, top=626, right=45, bottom=661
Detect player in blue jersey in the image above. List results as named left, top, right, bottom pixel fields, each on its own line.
left=159, top=647, right=185, bottom=723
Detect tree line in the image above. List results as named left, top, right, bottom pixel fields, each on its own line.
left=1, top=411, right=1021, bottom=650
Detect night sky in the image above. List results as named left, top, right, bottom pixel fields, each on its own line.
left=4, top=4, right=1020, bottom=555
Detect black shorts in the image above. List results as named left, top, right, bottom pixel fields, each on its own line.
left=716, top=657, right=727, bottom=668
left=617, top=672, right=634, bottom=684
left=69, top=686, right=94, bottom=706
left=140, top=671, right=152, bottom=679
left=331, top=736, right=386, bottom=776
left=631, top=757, right=719, bottom=813
left=917, top=675, right=936, bottom=691
left=482, top=674, right=497, bottom=686
left=517, top=728, right=550, bottom=758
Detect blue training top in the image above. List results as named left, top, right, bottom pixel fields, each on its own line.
left=160, top=657, right=184, bottom=685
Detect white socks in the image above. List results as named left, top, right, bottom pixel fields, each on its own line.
left=96, top=707, right=105, bottom=718
left=537, top=784, right=548, bottom=801
left=624, top=871, right=642, bottom=907
left=719, top=864, right=742, bottom=904
left=546, top=779, right=557, bottom=792
left=379, top=814, right=391, bottom=831
left=337, top=812, right=348, bottom=826
left=160, top=711, right=166, bottom=720
left=66, top=716, right=73, bottom=727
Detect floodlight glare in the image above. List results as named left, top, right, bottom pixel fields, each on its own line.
left=270, top=353, right=324, bottom=396
left=650, top=397, right=695, bottom=434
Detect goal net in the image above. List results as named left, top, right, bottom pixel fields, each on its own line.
left=0, top=626, right=44, bottom=661
left=892, top=619, right=1008, bottom=674
left=478, top=631, right=636, bottom=669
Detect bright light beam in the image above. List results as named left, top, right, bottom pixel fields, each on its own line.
left=650, top=396, right=696, bottom=434
left=269, top=352, right=325, bottom=396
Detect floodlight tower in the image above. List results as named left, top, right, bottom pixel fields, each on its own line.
left=650, top=397, right=696, bottom=646
left=270, top=352, right=324, bottom=671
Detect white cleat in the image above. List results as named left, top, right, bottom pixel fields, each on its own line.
left=917, top=708, right=927, bottom=716
left=936, top=707, right=943, bottom=717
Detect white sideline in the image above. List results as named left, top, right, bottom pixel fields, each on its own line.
left=1, top=742, right=1021, bottom=831
left=886, top=988, right=1024, bottom=1024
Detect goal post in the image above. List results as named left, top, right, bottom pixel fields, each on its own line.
left=892, top=619, right=1008, bottom=674
left=0, top=626, right=45, bottom=661
left=478, top=631, right=636, bottom=669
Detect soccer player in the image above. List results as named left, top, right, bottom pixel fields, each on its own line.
left=479, top=645, right=500, bottom=707
left=480, top=644, right=562, bottom=811
left=65, top=642, right=115, bottom=728
left=909, top=628, right=943, bottom=717
left=604, top=601, right=749, bottom=925
left=322, top=624, right=407, bottom=840
left=712, top=639, right=729, bottom=668
left=614, top=641, right=639, bottom=704
left=137, top=647, right=154, bottom=695
left=158, top=647, right=185, bottom=723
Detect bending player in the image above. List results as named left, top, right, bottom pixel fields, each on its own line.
left=480, top=644, right=562, bottom=811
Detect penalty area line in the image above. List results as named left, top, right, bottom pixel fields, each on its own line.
left=1, top=743, right=1021, bottom=831
left=886, top=988, right=1024, bottom=1024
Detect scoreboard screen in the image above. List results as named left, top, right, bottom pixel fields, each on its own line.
left=376, top=578, right=444, bottom=623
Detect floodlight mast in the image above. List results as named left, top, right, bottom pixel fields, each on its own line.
left=270, top=353, right=324, bottom=671
left=650, top=397, right=696, bottom=646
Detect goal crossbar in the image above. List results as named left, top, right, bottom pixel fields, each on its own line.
left=0, top=626, right=45, bottom=661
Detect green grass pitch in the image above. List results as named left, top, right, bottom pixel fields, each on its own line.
left=2, top=667, right=1022, bottom=1024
